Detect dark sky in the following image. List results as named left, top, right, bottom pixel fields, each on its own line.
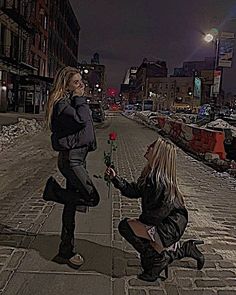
left=70, top=0, right=236, bottom=93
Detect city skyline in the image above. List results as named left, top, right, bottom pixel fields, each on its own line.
left=71, top=0, right=236, bottom=93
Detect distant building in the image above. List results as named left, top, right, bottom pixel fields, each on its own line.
left=148, top=77, right=197, bottom=111
left=48, top=0, right=80, bottom=78
left=78, top=57, right=106, bottom=101
left=120, top=67, right=138, bottom=103
left=173, top=57, right=215, bottom=105
left=135, top=59, right=168, bottom=101
left=173, top=57, right=214, bottom=77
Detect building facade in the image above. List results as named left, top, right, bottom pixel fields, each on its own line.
left=148, top=77, right=197, bottom=111
left=135, top=59, right=168, bottom=101
left=120, top=67, right=138, bottom=104
left=0, top=0, right=36, bottom=112
left=48, top=0, right=80, bottom=78
left=78, top=56, right=106, bottom=101
left=0, top=0, right=80, bottom=113
left=173, top=57, right=215, bottom=106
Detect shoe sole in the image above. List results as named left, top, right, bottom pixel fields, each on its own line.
left=52, top=255, right=84, bottom=269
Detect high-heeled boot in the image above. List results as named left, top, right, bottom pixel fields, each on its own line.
left=177, top=240, right=205, bottom=270
left=43, top=176, right=100, bottom=207
left=138, top=240, right=205, bottom=282
left=118, top=219, right=152, bottom=254
left=138, top=250, right=172, bottom=282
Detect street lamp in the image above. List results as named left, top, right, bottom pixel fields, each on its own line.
left=204, top=33, right=214, bottom=43
left=203, top=30, right=220, bottom=120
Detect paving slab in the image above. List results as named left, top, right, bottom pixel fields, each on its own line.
left=3, top=272, right=111, bottom=295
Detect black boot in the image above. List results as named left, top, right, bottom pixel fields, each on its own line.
left=43, top=177, right=63, bottom=204
left=118, top=219, right=151, bottom=254
left=139, top=239, right=205, bottom=282
left=138, top=250, right=172, bottom=282
left=177, top=240, right=205, bottom=270
left=43, top=176, right=99, bottom=207
left=118, top=219, right=161, bottom=280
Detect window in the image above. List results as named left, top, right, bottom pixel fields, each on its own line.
left=43, top=38, right=46, bottom=53
left=11, top=33, right=19, bottom=59
left=0, top=0, right=5, bottom=8
left=0, top=24, right=6, bottom=55
left=42, top=60, right=46, bottom=76
left=44, top=15, right=48, bottom=30
left=22, top=39, right=27, bottom=62
left=39, top=34, right=42, bottom=50
left=38, top=57, right=41, bottom=75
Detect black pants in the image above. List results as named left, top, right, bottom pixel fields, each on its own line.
left=57, top=147, right=94, bottom=258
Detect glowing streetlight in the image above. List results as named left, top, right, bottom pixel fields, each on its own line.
left=203, top=28, right=220, bottom=120
left=95, top=84, right=99, bottom=88
left=84, top=69, right=89, bottom=74
left=204, top=33, right=214, bottom=43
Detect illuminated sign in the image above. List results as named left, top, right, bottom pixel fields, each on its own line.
left=194, top=77, right=202, bottom=99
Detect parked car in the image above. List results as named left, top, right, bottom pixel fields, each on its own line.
left=89, top=102, right=105, bottom=122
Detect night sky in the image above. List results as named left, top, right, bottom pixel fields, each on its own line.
left=70, top=0, right=236, bottom=93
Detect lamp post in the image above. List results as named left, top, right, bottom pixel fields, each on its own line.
left=203, top=30, right=220, bottom=120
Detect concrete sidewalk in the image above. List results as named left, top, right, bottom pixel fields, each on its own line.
left=1, top=125, right=116, bottom=295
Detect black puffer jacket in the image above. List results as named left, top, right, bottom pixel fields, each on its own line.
left=112, top=175, right=188, bottom=247
left=50, top=95, right=96, bottom=152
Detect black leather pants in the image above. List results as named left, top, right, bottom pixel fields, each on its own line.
left=57, top=147, right=93, bottom=258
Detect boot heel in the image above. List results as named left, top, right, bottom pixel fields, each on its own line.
left=193, top=240, right=204, bottom=245
left=164, top=266, right=168, bottom=279
left=197, top=255, right=205, bottom=270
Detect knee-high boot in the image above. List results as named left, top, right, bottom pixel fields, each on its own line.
left=169, top=240, right=205, bottom=270
left=139, top=239, right=205, bottom=282
left=138, top=248, right=177, bottom=282
left=118, top=219, right=163, bottom=281
left=43, top=176, right=100, bottom=207
left=118, top=219, right=153, bottom=254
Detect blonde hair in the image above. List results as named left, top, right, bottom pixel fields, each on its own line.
left=45, top=66, right=83, bottom=128
left=141, top=138, right=184, bottom=206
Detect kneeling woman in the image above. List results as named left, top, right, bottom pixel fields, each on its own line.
left=106, top=138, right=204, bottom=282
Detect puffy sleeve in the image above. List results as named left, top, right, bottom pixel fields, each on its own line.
left=56, top=99, right=86, bottom=131
left=111, top=176, right=141, bottom=199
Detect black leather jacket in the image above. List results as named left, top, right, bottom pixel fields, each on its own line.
left=50, top=95, right=96, bottom=152
left=112, top=175, right=188, bottom=247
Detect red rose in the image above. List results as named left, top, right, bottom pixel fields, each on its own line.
left=109, top=132, right=117, bottom=141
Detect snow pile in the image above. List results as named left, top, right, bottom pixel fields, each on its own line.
left=204, top=119, right=236, bottom=137
left=0, top=118, right=43, bottom=152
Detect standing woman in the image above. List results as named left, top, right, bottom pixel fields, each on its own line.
left=43, top=66, right=100, bottom=269
left=106, top=138, right=204, bottom=282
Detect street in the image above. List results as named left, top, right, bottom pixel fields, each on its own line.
left=0, top=113, right=236, bottom=295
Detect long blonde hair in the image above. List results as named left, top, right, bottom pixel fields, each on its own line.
left=45, top=66, right=83, bottom=128
left=141, top=138, right=184, bottom=206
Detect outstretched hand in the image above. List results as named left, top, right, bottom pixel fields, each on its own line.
left=105, top=167, right=116, bottom=180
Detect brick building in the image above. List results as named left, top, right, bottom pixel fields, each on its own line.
left=48, top=0, right=80, bottom=78
left=0, top=0, right=80, bottom=113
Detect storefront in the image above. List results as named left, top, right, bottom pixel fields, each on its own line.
left=18, top=75, right=52, bottom=113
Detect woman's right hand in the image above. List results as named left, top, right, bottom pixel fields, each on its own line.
left=105, top=167, right=116, bottom=179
